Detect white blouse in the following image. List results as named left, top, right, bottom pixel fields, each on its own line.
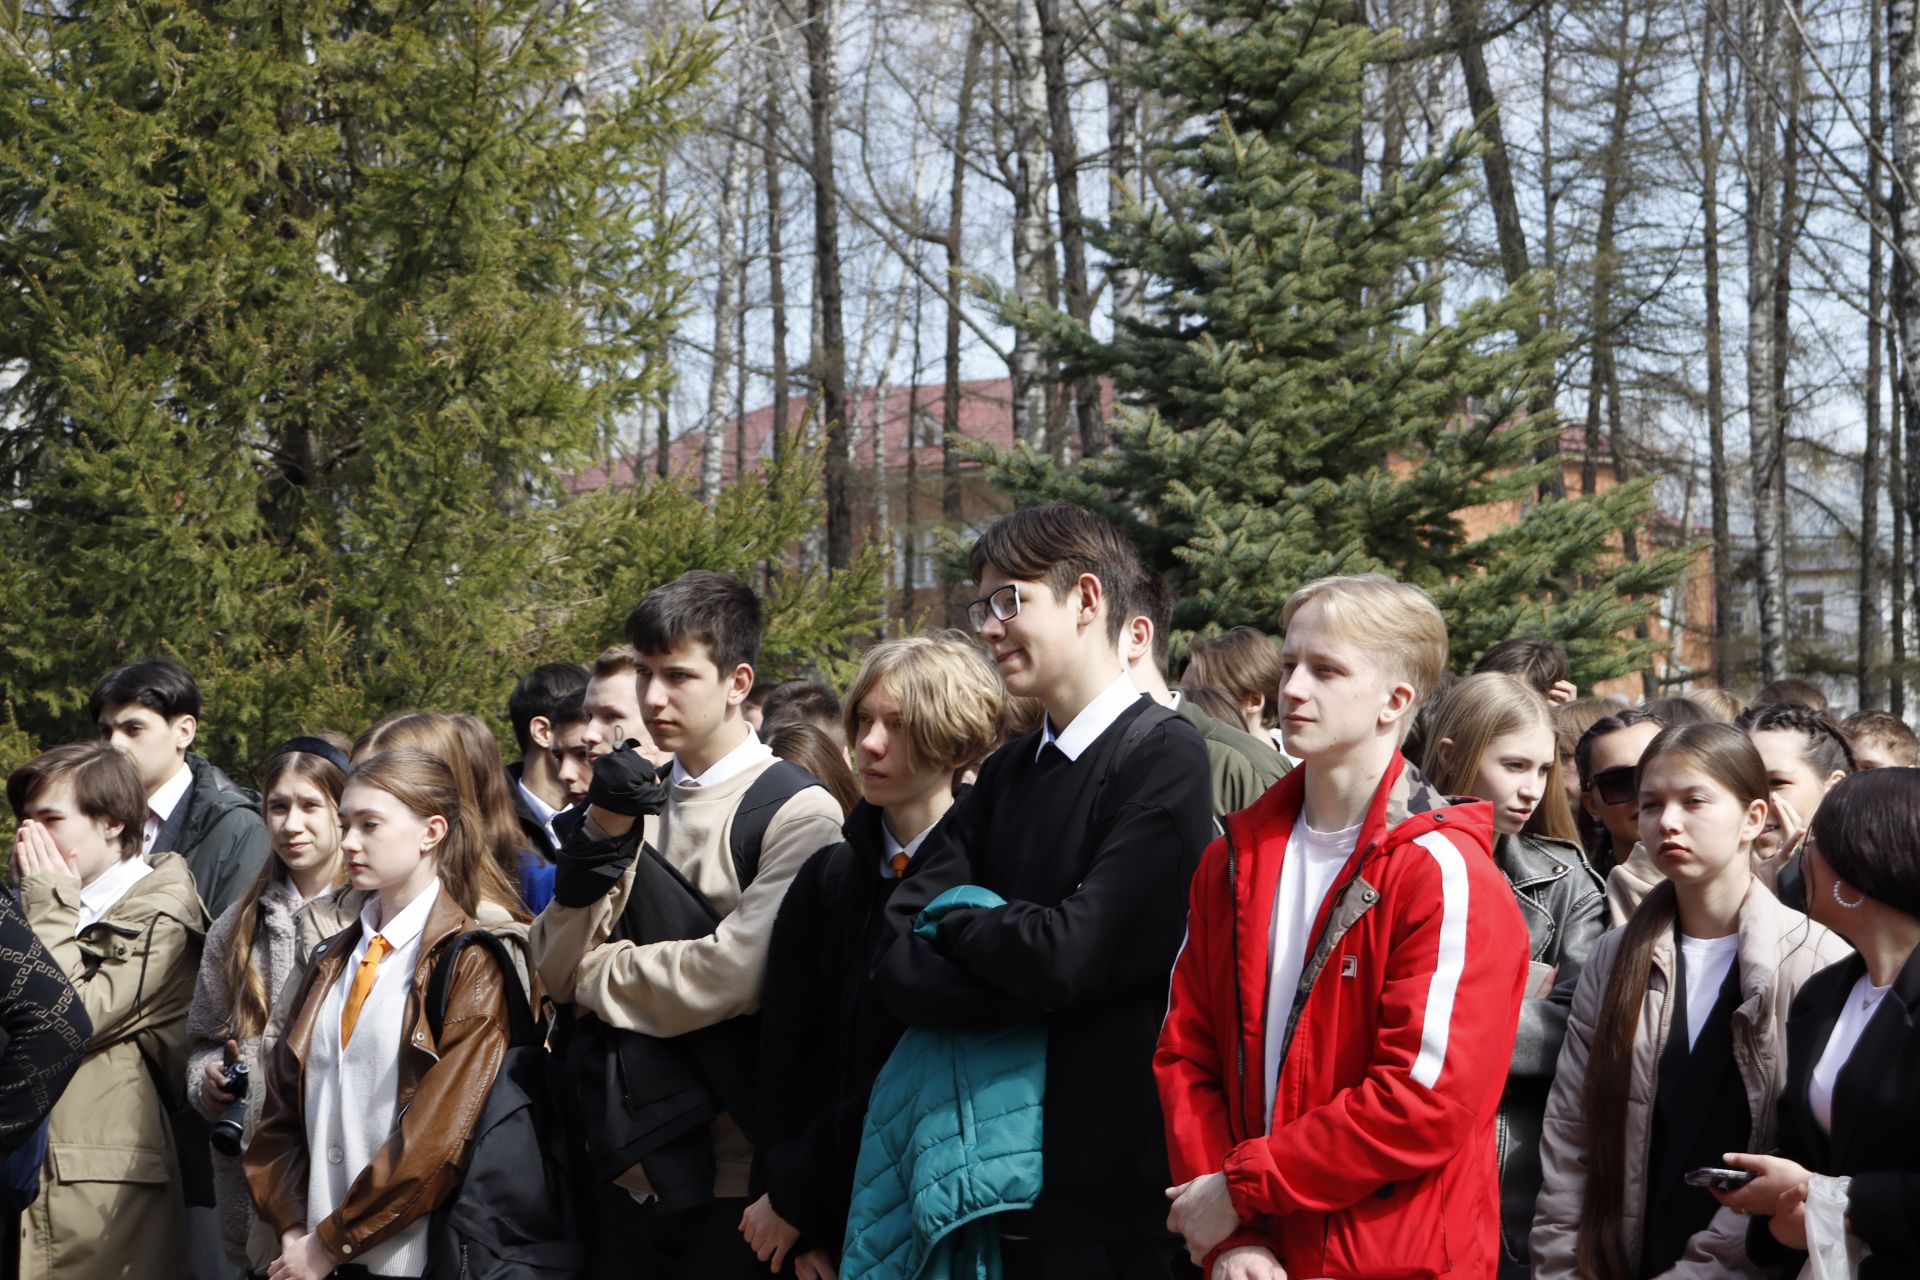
left=1808, top=970, right=1894, bottom=1135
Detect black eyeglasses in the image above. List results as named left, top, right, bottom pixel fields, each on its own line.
left=966, top=584, right=1021, bottom=633
left=1590, top=765, right=1636, bottom=807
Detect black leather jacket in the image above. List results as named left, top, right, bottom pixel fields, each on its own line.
left=1492, top=832, right=1608, bottom=1280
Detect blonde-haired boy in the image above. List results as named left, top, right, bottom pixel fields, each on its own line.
left=1156, top=573, right=1530, bottom=1280
left=740, top=633, right=1006, bottom=1277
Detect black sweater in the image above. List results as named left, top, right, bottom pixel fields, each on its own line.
left=873, top=695, right=1214, bottom=1242
left=755, top=803, right=911, bottom=1256
left=0, top=888, right=92, bottom=1156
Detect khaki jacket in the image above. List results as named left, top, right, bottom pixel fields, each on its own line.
left=1531, top=882, right=1850, bottom=1279
left=244, top=888, right=512, bottom=1265
left=17, top=852, right=207, bottom=1280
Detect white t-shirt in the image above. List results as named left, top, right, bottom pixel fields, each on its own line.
left=1264, top=818, right=1361, bottom=1131
left=1809, top=970, right=1893, bottom=1135
left=1677, top=932, right=1741, bottom=1051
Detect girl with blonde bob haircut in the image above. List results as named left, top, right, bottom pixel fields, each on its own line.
left=1419, top=673, right=1606, bottom=1277
left=187, top=736, right=362, bottom=1272
left=1531, top=723, right=1848, bottom=1280
left=741, top=633, right=1007, bottom=1278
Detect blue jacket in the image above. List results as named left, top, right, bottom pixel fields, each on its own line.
left=840, top=887, right=1045, bottom=1280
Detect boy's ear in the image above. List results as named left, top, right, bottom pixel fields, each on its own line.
left=529, top=715, right=555, bottom=751
left=1076, top=572, right=1106, bottom=629
left=1125, top=615, right=1152, bottom=666
left=1377, top=681, right=1417, bottom=730
left=171, top=714, right=197, bottom=754
left=725, top=663, right=755, bottom=707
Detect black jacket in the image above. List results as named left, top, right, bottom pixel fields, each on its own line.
left=755, top=802, right=909, bottom=1256
left=505, top=761, right=560, bottom=861
left=1492, top=833, right=1608, bottom=1279
left=153, top=753, right=269, bottom=919
left=1748, top=946, right=1920, bottom=1279
left=874, top=696, right=1214, bottom=1241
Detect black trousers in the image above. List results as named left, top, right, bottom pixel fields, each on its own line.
left=587, top=1185, right=767, bottom=1280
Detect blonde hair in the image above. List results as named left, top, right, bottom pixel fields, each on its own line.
left=1419, top=673, right=1579, bottom=843
left=346, top=748, right=507, bottom=920
left=843, top=633, right=1008, bottom=774
left=1282, top=574, right=1449, bottom=709
left=1686, top=687, right=1747, bottom=722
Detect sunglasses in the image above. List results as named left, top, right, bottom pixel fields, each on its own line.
left=1590, top=765, right=1637, bottom=807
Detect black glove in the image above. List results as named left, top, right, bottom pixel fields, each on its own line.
left=585, top=739, right=670, bottom=818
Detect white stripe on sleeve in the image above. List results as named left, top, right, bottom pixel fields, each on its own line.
left=1409, top=830, right=1470, bottom=1089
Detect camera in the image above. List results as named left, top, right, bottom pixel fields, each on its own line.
left=209, top=1060, right=250, bottom=1157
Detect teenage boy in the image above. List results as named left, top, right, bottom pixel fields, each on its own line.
left=90, top=657, right=267, bottom=920
left=759, top=679, right=847, bottom=749
left=531, top=572, right=844, bottom=1279
left=551, top=687, right=595, bottom=807
left=875, top=503, right=1215, bottom=1280
left=582, top=645, right=670, bottom=769
left=1154, top=575, right=1530, bottom=1280
left=1127, top=567, right=1288, bottom=825
left=506, top=661, right=590, bottom=859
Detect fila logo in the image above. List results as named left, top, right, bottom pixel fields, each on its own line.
left=1341, top=955, right=1358, bottom=978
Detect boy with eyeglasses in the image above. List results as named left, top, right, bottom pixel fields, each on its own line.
left=875, top=503, right=1215, bottom=1280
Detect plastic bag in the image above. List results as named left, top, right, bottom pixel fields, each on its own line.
left=1803, top=1174, right=1869, bottom=1280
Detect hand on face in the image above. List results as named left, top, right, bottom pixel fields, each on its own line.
left=11, top=820, right=79, bottom=882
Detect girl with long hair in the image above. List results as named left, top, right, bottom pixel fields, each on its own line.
left=1530, top=723, right=1849, bottom=1280
left=244, top=748, right=517, bottom=1280
left=187, top=737, right=360, bottom=1273
left=353, top=712, right=534, bottom=922
left=1734, top=701, right=1856, bottom=913
left=1420, top=672, right=1607, bottom=1280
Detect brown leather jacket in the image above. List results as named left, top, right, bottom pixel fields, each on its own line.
left=243, top=888, right=511, bottom=1265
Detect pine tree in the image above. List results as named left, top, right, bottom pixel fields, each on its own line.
left=0, top=0, right=883, bottom=770
left=983, top=0, right=1691, bottom=684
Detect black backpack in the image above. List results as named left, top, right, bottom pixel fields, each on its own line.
left=561, top=760, right=822, bottom=1205
left=421, top=929, right=588, bottom=1280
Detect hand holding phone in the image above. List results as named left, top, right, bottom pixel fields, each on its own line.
left=1684, top=1166, right=1757, bottom=1191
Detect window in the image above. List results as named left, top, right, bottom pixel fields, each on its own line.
left=1791, top=591, right=1825, bottom=639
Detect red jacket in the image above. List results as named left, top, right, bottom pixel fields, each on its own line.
left=1155, top=754, right=1529, bottom=1279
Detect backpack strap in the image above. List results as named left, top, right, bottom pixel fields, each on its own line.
left=1095, top=700, right=1178, bottom=802
left=726, top=759, right=824, bottom=890
left=425, top=929, right=538, bottom=1049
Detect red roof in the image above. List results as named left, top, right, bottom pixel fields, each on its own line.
left=567, top=377, right=1086, bottom=493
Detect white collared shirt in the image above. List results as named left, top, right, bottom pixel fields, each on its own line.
left=516, top=778, right=559, bottom=848
left=1037, top=671, right=1144, bottom=762
left=76, top=855, right=155, bottom=936
left=671, top=727, right=774, bottom=789
left=305, top=878, right=442, bottom=1276
left=880, top=818, right=935, bottom=879
left=143, top=760, right=193, bottom=855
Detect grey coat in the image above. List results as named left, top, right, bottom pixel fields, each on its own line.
left=1492, top=832, right=1607, bottom=1280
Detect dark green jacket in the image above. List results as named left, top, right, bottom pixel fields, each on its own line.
left=1175, top=699, right=1289, bottom=824
left=159, top=754, right=269, bottom=919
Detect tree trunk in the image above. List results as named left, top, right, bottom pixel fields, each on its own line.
left=1702, top=2, right=1734, bottom=690
left=1892, top=314, right=1908, bottom=715
left=1891, top=0, right=1920, bottom=712
left=654, top=167, right=672, bottom=479
left=1108, top=0, right=1142, bottom=329
left=942, top=22, right=985, bottom=627
left=1865, top=0, right=1888, bottom=707
left=903, top=281, right=924, bottom=624
left=1039, top=0, right=1104, bottom=458
left=765, top=56, right=791, bottom=468
left=700, top=124, right=746, bottom=505
left=1581, top=0, right=1634, bottom=503
left=806, top=0, right=853, bottom=568
left=1747, top=0, right=1790, bottom=685
left=1010, top=0, right=1051, bottom=451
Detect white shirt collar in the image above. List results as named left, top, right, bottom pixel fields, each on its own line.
left=671, top=727, right=774, bottom=789
left=359, top=876, right=441, bottom=952
left=149, top=760, right=193, bottom=823
left=516, top=779, right=558, bottom=828
left=1038, top=671, right=1144, bottom=762
left=880, top=817, right=935, bottom=879
left=76, top=855, right=155, bottom=936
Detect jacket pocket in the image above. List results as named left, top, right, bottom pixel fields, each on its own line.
left=49, top=1143, right=172, bottom=1184
left=1322, top=1179, right=1449, bottom=1279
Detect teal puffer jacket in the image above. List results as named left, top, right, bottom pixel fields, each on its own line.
left=839, top=887, right=1046, bottom=1280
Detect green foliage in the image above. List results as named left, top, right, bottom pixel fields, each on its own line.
left=0, top=0, right=882, bottom=777
left=982, top=0, right=1692, bottom=687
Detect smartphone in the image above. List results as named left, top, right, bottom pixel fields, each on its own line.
left=1683, top=1166, right=1756, bottom=1191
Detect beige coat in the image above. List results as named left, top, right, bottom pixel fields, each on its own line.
left=17, top=852, right=207, bottom=1280
left=1530, top=882, right=1850, bottom=1279
left=184, top=881, right=362, bottom=1270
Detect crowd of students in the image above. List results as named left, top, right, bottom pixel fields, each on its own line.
left=3, top=500, right=1918, bottom=1280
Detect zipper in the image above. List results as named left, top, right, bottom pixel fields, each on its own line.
left=1225, top=824, right=1247, bottom=1138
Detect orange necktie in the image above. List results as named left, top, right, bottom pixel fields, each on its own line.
left=890, top=852, right=910, bottom=879
left=340, top=935, right=392, bottom=1049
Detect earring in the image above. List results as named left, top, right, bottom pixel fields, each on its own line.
left=1832, top=880, right=1866, bottom=910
